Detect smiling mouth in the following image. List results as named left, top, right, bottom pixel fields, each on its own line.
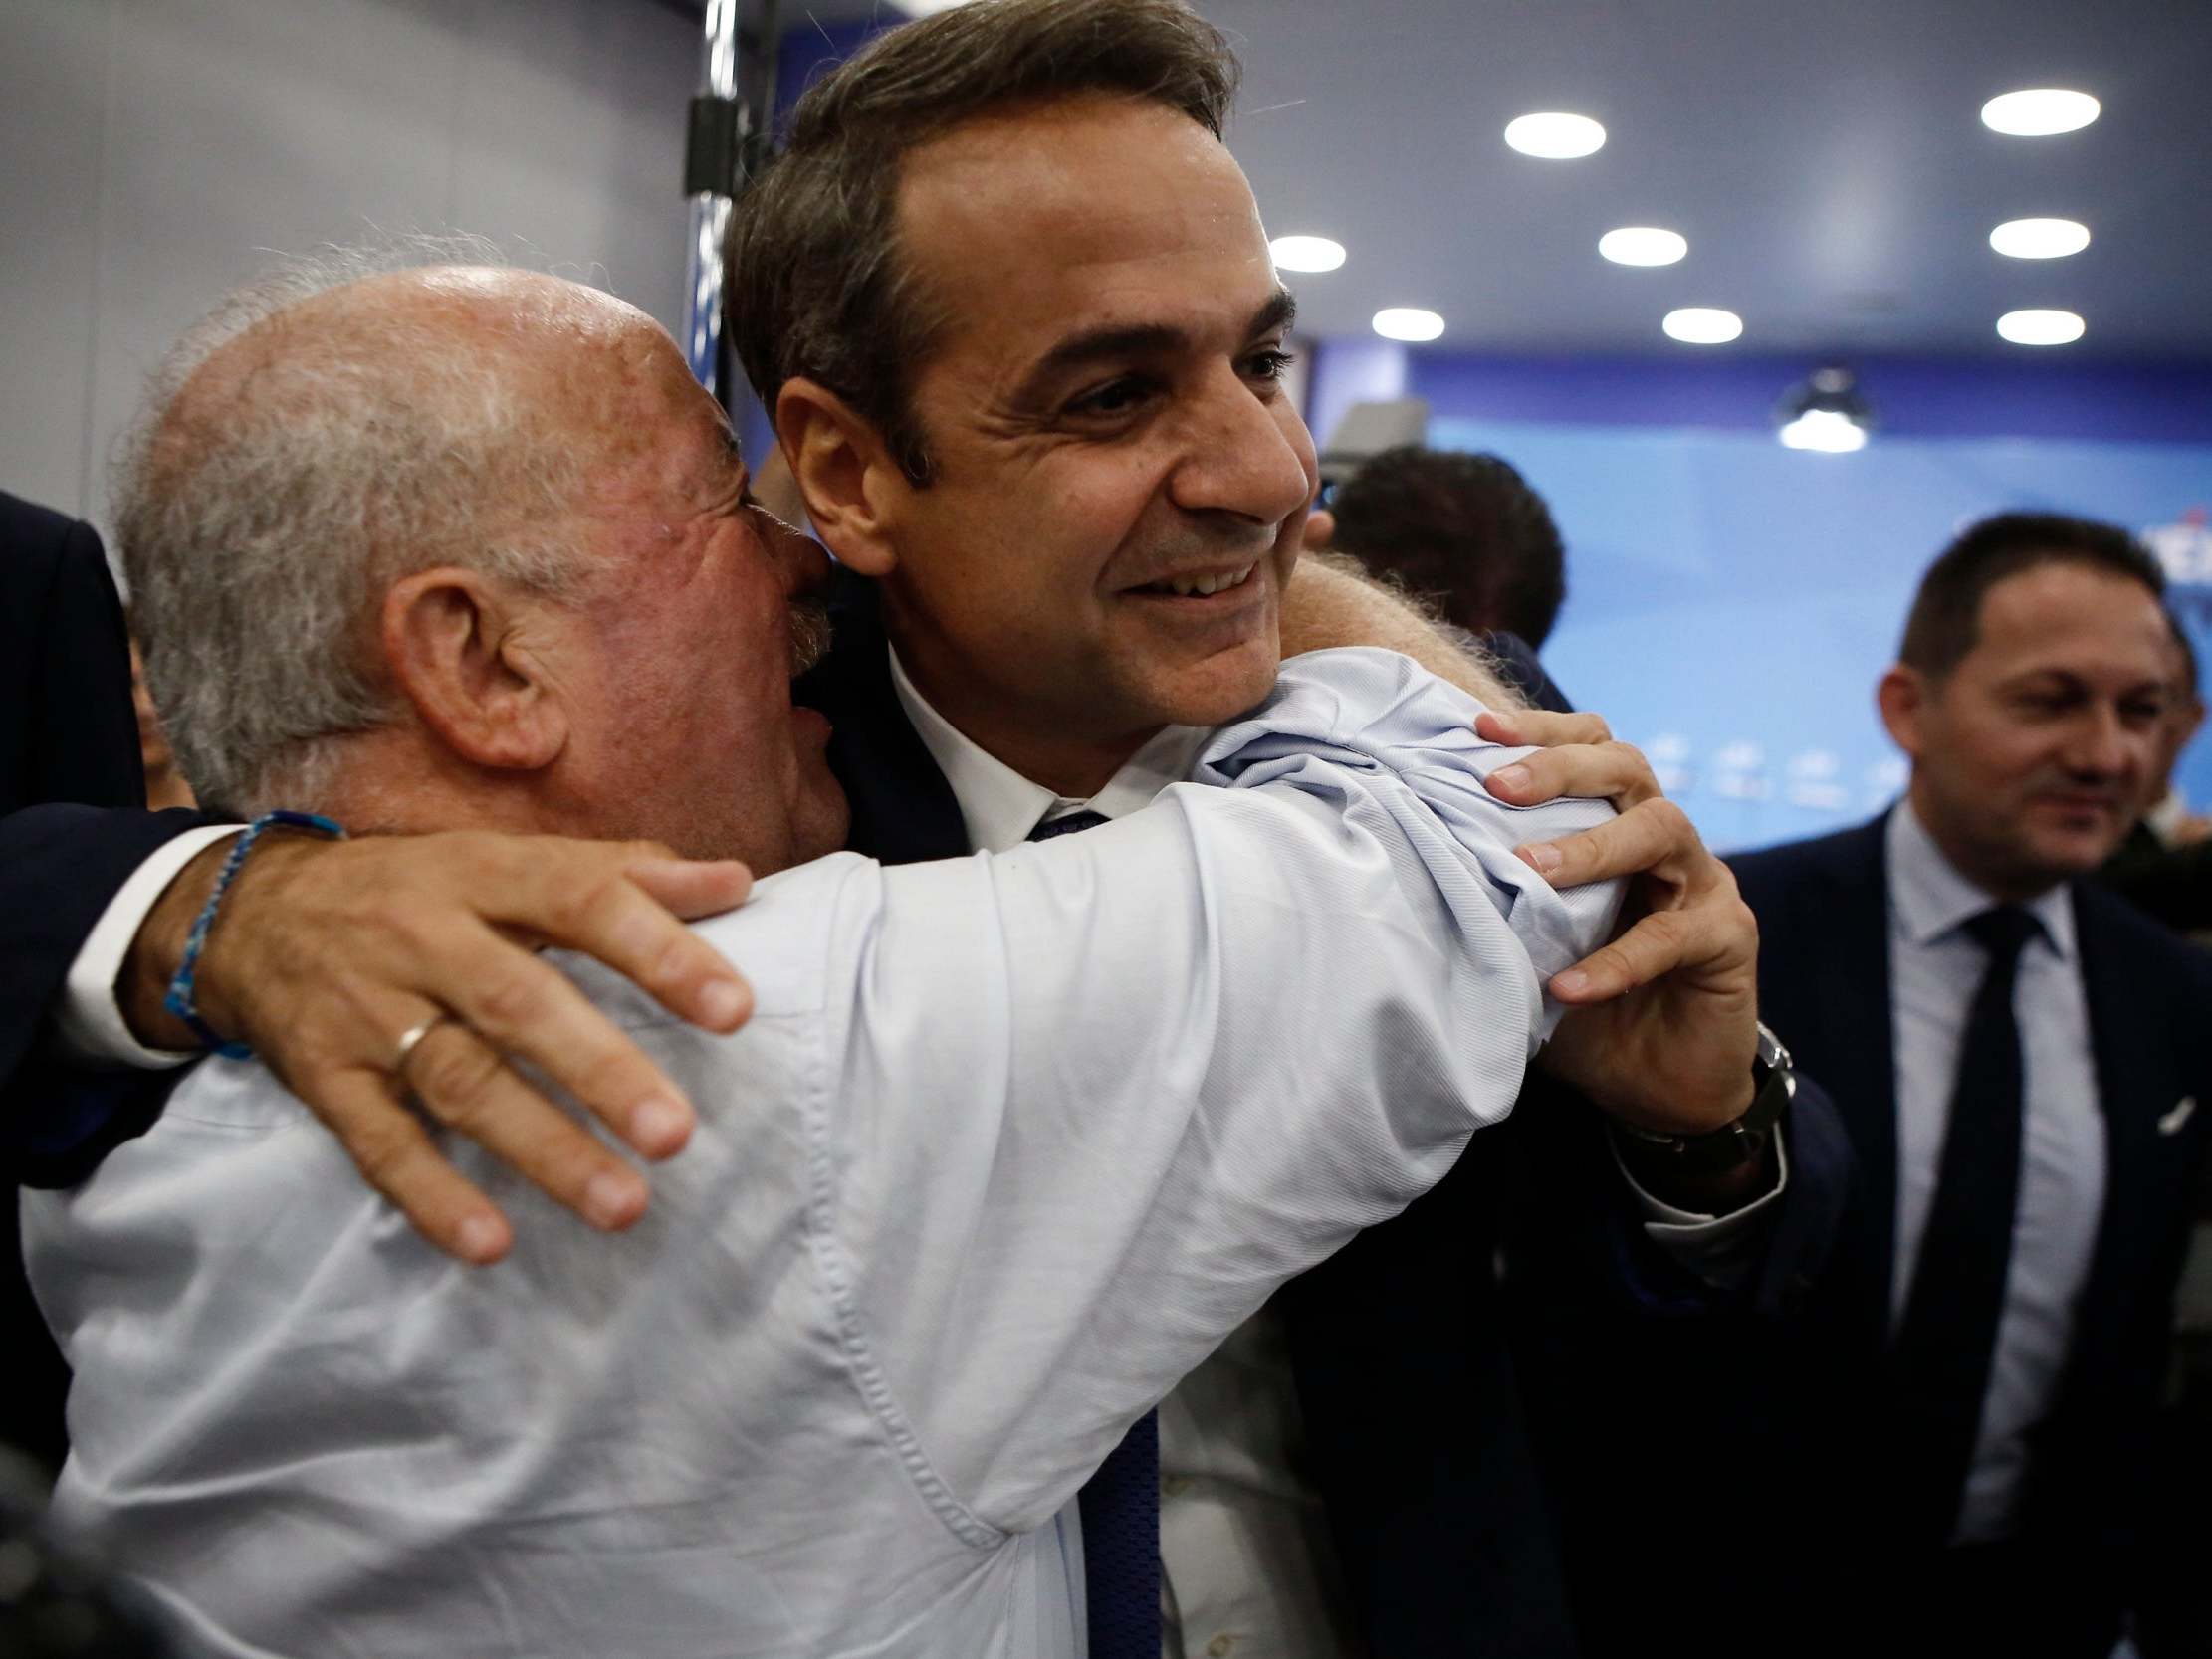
left=1133, top=562, right=1259, bottom=599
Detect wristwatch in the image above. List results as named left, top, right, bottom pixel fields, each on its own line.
left=1612, top=1021, right=1796, bottom=1175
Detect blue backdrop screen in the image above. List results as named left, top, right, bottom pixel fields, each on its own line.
left=1426, top=415, right=2212, bottom=854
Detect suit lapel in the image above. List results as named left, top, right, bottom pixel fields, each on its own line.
left=1817, top=818, right=1903, bottom=1348
left=795, top=573, right=972, bottom=866
left=2065, top=884, right=2164, bottom=1393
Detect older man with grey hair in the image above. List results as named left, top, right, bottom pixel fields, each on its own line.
left=25, top=251, right=1631, bottom=1657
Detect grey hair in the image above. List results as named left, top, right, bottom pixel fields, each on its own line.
left=113, top=234, right=596, bottom=815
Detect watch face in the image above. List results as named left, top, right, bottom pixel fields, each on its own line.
left=1754, top=1019, right=1791, bottom=1076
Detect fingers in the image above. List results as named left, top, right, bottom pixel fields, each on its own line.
left=625, top=853, right=755, bottom=922
left=494, top=841, right=755, bottom=1036
left=1549, top=908, right=1697, bottom=1002
left=1475, top=707, right=1613, bottom=749
left=190, top=830, right=754, bottom=1260
left=1516, top=796, right=1701, bottom=891
left=1484, top=739, right=1661, bottom=812
left=308, top=1071, right=516, bottom=1265
left=419, top=916, right=699, bottom=1161
left=399, top=1017, right=651, bottom=1231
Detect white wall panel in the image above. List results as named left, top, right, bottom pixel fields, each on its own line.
left=0, top=0, right=113, bottom=513
left=0, top=0, right=696, bottom=528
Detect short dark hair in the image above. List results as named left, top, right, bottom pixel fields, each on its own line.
left=727, top=0, right=1238, bottom=486
left=1898, top=511, right=2166, bottom=681
left=1327, top=447, right=1568, bottom=646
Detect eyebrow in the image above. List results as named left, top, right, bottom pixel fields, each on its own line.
left=1011, top=288, right=1298, bottom=408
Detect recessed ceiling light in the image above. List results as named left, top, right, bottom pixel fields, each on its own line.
left=1598, top=227, right=1687, bottom=267
left=1269, top=235, right=1346, bottom=273
left=1997, top=308, right=2086, bottom=345
left=1980, top=88, right=2100, bottom=136
left=1503, top=112, right=1606, bottom=159
left=1775, top=366, right=1875, bottom=453
left=1989, top=217, right=2091, bottom=259
left=1373, top=308, right=1445, bottom=342
left=1779, top=410, right=1869, bottom=453
left=1662, top=307, right=1742, bottom=345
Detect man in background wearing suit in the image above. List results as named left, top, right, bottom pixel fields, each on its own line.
left=1726, top=512, right=2212, bottom=1656
left=0, top=490, right=143, bottom=1480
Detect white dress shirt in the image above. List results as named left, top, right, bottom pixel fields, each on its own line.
left=1884, top=801, right=2106, bottom=1544
left=892, top=647, right=1780, bottom=1659
left=27, top=650, right=1624, bottom=1659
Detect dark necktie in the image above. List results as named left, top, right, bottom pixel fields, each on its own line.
left=1888, top=904, right=2042, bottom=1545
left=1027, top=805, right=1160, bottom=1658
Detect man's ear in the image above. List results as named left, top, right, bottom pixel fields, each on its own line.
left=775, top=377, right=906, bottom=578
left=2179, top=696, right=2208, bottom=751
left=1877, top=663, right=1927, bottom=759
left=381, top=568, right=568, bottom=772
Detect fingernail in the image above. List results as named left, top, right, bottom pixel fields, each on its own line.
left=1554, top=969, right=1590, bottom=997
left=631, top=1095, right=692, bottom=1155
left=1490, top=764, right=1531, bottom=792
left=584, top=1170, right=645, bottom=1230
left=700, top=978, right=748, bottom=1028
left=456, top=1212, right=508, bottom=1264
left=1520, top=841, right=1563, bottom=873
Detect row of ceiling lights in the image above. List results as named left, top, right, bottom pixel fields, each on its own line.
left=1269, top=86, right=2103, bottom=352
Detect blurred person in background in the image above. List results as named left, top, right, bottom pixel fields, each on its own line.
left=2097, top=611, right=2212, bottom=933
left=1698, top=512, right=2212, bottom=1657
left=1328, top=445, right=1569, bottom=648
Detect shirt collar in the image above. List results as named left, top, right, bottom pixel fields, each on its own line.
left=1885, top=797, right=2077, bottom=963
left=887, top=644, right=1211, bottom=855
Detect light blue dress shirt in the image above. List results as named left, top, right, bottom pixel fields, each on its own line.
left=1884, top=802, right=2105, bottom=1545
left=27, top=650, right=1622, bottom=1659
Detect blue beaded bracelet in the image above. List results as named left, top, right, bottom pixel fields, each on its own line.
left=163, top=809, right=346, bottom=1059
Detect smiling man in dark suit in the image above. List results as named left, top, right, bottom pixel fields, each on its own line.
left=4, top=6, right=1844, bottom=1655
left=1724, top=512, right=2212, bottom=1656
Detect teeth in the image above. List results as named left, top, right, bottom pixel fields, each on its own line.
left=1161, top=564, right=1255, bottom=598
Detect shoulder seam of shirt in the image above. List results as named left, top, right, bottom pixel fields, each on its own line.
left=797, top=864, right=1007, bottom=1554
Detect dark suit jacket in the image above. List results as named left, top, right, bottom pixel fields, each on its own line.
left=1719, top=815, right=2212, bottom=1656
left=0, top=492, right=151, bottom=1477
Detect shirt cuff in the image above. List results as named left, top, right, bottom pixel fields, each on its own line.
left=55, top=824, right=245, bottom=1068
left=1612, top=1131, right=1791, bottom=1289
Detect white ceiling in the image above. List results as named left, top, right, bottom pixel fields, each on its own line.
left=1197, top=0, right=2212, bottom=358
left=787, top=0, right=2212, bottom=359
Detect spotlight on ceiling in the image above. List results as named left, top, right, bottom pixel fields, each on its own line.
left=1373, top=307, right=1445, bottom=342
left=1270, top=235, right=1347, bottom=273
left=1504, top=112, right=1607, bottom=159
left=1599, top=226, right=1688, bottom=267
left=1775, top=366, right=1875, bottom=454
left=1997, top=308, right=2086, bottom=345
left=1980, top=88, right=2101, bottom=136
left=1661, top=307, right=1742, bottom=345
left=1989, top=217, right=2091, bottom=259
